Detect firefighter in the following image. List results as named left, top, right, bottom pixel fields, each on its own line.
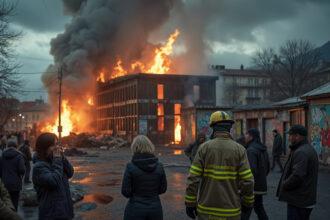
left=185, top=111, right=254, bottom=220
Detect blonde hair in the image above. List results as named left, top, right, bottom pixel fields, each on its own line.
left=131, top=135, right=155, bottom=154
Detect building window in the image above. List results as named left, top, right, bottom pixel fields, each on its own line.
left=174, top=104, right=182, bottom=144
left=193, top=85, right=200, bottom=102
left=157, top=84, right=164, bottom=100
left=157, top=103, right=164, bottom=131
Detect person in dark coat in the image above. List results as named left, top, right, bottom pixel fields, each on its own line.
left=121, top=135, right=167, bottom=220
left=0, top=178, right=22, bottom=220
left=32, top=133, right=74, bottom=220
left=0, top=141, right=25, bottom=211
left=241, top=128, right=270, bottom=220
left=19, top=140, right=32, bottom=183
left=184, top=133, right=206, bottom=163
left=277, top=125, right=318, bottom=220
left=271, top=129, right=284, bottom=172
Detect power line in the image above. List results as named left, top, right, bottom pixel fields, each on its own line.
left=13, top=71, right=56, bottom=75
left=17, top=55, right=53, bottom=62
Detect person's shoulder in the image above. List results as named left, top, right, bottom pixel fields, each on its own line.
left=33, top=160, right=50, bottom=169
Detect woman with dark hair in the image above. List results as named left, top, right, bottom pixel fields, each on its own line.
left=242, top=128, right=270, bottom=220
left=32, top=133, right=74, bottom=220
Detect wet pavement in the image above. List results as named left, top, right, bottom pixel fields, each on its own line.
left=18, top=147, right=330, bottom=220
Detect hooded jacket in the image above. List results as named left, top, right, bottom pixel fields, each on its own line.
left=32, top=156, right=74, bottom=220
left=121, top=153, right=167, bottom=220
left=246, top=131, right=270, bottom=194
left=1, top=148, right=25, bottom=191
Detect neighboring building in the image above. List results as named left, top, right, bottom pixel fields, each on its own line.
left=211, top=65, right=271, bottom=106
left=96, top=73, right=218, bottom=145
left=302, top=82, right=330, bottom=164
left=233, top=97, right=307, bottom=152
left=181, top=106, right=232, bottom=146
left=4, top=99, right=50, bottom=132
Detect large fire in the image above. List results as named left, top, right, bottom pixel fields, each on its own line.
left=44, top=29, right=181, bottom=138
left=42, top=100, right=76, bottom=137
left=97, top=29, right=180, bottom=82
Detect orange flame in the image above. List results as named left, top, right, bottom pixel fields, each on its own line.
left=111, top=59, right=127, bottom=79
left=97, top=71, right=105, bottom=83
left=174, top=103, right=181, bottom=144
left=174, top=117, right=182, bottom=144
left=42, top=100, right=78, bottom=137
left=96, top=29, right=180, bottom=83
left=147, top=29, right=180, bottom=74
left=87, top=97, right=94, bottom=106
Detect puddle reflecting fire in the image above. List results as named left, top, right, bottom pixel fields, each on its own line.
left=83, top=193, right=113, bottom=204
left=173, top=150, right=183, bottom=155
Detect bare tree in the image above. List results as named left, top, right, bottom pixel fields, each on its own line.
left=0, top=0, right=21, bottom=98
left=0, top=97, right=19, bottom=132
left=252, top=39, right=321, bottom=101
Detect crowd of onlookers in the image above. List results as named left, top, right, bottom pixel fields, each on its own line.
left=0, top=110, right=320, bottom=220
left=0, top=133, right=32, bottom=219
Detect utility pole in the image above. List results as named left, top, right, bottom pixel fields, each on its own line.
left=58, top=66, right=63, bottom=143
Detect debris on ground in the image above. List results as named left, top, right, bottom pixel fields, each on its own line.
left=61, top=133, right=130, bottom=149
left=64, top=148, right=88, bottom=156
left=21, top=184, right=85, bottom=207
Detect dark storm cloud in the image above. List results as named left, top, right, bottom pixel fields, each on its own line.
left=179, top=0, right=330, bottom=44
left=12, top=0, right=70, bottom=32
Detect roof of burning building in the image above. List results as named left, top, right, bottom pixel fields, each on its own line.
left=97, top=73, right=219, bottom=89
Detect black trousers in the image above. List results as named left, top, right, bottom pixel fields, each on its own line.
left=271, top=156, right=284, bottom=171
left=9, top=191, right=20, bottom=211
left=241, top=195, right=269, bottom=220
left=287, top=204, right=313, bottom=220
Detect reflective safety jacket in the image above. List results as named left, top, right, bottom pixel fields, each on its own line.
left=185, top=132, right=254, bottom=219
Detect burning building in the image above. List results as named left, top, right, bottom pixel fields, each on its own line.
left=96, top=73, right=217, bottom=145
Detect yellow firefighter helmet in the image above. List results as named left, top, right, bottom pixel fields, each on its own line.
left=209, top=111, right=234, bottom=126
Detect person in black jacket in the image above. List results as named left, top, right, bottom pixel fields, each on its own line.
left=271, top=129, right=284, bottom=172
left=1, top=141, right=25, bottom=211
left=184, top=133, right=206, bottom=163
left=277, top=125, right=318, bottom=220
left=32, top=133, right=74, bottom=220
left=19, top=140, right=32, bottom=183
left=241, top=128, right=270, bottom=220
left=121, top=135, right=167, bottom=220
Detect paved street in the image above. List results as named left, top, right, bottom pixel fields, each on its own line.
left=19, top=147, right=330, bottom=220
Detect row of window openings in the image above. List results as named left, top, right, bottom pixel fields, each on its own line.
left=157, top=84, right=200, bottom=101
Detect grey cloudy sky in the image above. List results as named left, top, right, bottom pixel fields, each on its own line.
left=11, top=0, right=330, bottom=101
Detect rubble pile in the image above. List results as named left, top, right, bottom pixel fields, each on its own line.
left=61, top=133, right=130, bottom=149
left=21, top=184, right=85, bottom=207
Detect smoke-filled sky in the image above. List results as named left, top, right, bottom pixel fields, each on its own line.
left=11, top=0, right=330, bottom=101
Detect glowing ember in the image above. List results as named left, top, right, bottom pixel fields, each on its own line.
left=42, top=100, right=77, bottom=137
left=173, top=150, right=183, bottom=155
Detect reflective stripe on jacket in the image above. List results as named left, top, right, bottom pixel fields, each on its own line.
left=185, top=132, right=254, bottom=219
